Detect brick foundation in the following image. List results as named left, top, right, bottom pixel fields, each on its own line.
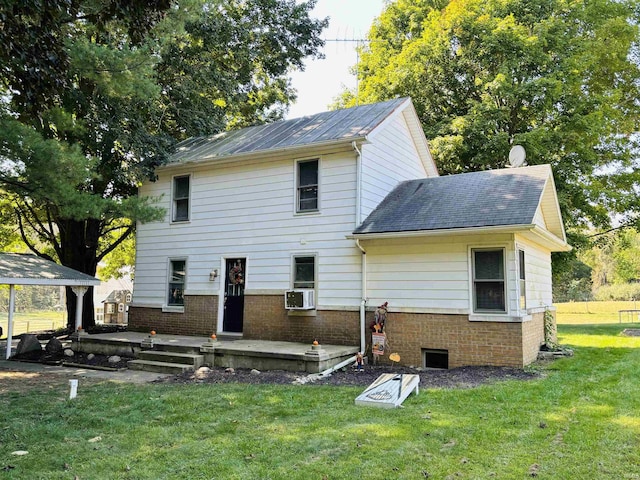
left=128, top=295, right=218, bottom=336
left=129, top=295, right=550, bottom=368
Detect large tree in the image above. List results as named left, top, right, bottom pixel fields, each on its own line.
left=343, top=0, right=640, bottom=234
left=0, top=0, right=326, bottom=328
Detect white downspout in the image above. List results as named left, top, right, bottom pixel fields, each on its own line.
left=5, top=284, right=15, bottom=359
left=352, top=141, right=367, bottom=353
left=356, top=239, right=367, bottom=353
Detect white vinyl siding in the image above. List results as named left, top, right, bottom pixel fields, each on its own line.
left=134, top=152, right=361, bottom=308
left=515, top=235, right=553, bottom=308
left=360, top=114, right=429, bottom=220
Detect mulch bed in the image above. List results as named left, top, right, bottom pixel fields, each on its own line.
left=622, top=329, right=640, bottom=337
left=11, top=350, right=133, bottom=370
left=156, top=364, right=539, bottom=388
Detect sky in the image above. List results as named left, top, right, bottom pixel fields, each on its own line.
left=286, top=0, right=387, bottom=119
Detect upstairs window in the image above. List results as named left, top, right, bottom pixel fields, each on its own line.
left=296, top=159, right=318, bottom=212
left=168, top=259, right=186, bottom=306
left=293, top=256, right=315, bottom=289
left=472, top=249, right=506, bottom=313
left=172, top=175, right=190, bottom=222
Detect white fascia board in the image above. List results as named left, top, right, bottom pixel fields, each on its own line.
left=349, top=224, right=535, bottom=240
left=528, top=225, right=572, bottom=252
left=0, top=278, right=101, bottom=287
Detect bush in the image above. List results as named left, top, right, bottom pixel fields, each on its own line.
left=594, top=283, right=640, bottom=301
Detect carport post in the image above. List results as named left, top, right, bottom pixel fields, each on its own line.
left=71, top=286, right=88, bottom=332
left=5, top=284, right=15, bottom=359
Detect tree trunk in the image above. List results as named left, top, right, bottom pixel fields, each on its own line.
left=59, top=218, right=100, bottom=330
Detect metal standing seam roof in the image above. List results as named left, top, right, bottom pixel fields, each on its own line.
left=353, top=165, right=553, bottom=235
left=0, top=253, right=101, bottom=286
left=168, top=97, right=410, bottom=164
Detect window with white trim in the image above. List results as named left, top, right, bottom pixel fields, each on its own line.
left=172, top=175, right=190, bottom=222
left=293, top=256, right=315, bottom=289
left=472, top=249, right=506, bottom=313
left=168, top=259, right=186, bottom=306
left=296, top=159, right=318, bottom=212
left=518, top=249, right=526, bottom=310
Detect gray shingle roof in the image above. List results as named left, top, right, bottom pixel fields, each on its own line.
left=354, top=165, right=551, bottom=235
left=0, top=253, right=101, bottom=286
left=169, top=98, right=409, bottom=164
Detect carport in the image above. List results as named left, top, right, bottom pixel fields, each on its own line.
left=0, top=253, right=100, bottom=359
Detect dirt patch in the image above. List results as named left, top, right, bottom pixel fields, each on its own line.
left=156, top=364, right=539, bottom=388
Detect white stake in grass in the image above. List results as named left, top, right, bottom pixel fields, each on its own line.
left=69, top=379, right=78, bottom=399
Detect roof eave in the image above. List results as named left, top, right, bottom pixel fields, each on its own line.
left=349, top=224, right=535, bottom=240
left=161, top=136, right=369, bottom=170
left=0, top=278, right=101, bottom=286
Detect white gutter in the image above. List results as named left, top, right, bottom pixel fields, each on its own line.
left=349, top=224, right=536, bottom=240
left=356, top=239, right=367, bottom=353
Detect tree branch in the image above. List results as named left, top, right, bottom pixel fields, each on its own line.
left=96, top=226, right=133, bottom=262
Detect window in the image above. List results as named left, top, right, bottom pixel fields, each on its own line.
left=125, top=293, right=132, bottom=303
left=106, top=304, right=115, bottom=314
left=472, top=249, right=506, bottom=313
left=168, top=259, right=186, bottom=306
left=296, top=159, right=318, bottom=212
left=172, top=175, right=190, bottom=222
left=293, top=256, right=315, bottom=289
left=518, top=249, right=526, bottom=310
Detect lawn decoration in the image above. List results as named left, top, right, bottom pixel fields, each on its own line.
left=372, top=302, right=388, bottom=333
left=356, top=352, right=364, bottom=372
left=389, top=352, right=401, bottom=364
left=355, top=373, right=419, bottom=408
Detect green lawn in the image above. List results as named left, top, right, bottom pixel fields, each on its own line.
left=1, top=323, right=639, bottom=479
left=555, top=300, right=640, bottom=324
left=0, top=311, right=66, bottom=339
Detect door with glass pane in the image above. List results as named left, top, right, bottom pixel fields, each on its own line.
left=223, top=258, right=245, bottom=333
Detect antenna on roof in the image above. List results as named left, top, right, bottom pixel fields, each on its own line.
left=507, top=145, right=527, bottom=168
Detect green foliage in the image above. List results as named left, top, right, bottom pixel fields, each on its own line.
left=0, top=0, right=326, bottom=326
left=593, top=283, right=640, bottom=301
left=346, top=0, right=640, bottom=232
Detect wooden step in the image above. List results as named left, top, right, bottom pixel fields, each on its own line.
left=127, top=359, right=196, bottom=375
left=138, top=350, right=204, bottom=367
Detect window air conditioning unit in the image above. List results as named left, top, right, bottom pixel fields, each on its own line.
left=285, top=290, right=315, bottom=310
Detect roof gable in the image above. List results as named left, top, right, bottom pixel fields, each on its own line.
left=167, top=98, right=433, bottom=166
left=354, top=165, right=567, bottom=245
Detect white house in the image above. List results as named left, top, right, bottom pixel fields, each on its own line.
left=130, top=98, right=570, bottom=368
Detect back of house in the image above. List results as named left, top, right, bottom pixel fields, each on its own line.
left=130, top=97, right=569, bottom=368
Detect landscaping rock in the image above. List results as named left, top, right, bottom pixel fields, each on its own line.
left=250, top=369, right=261, bottom=375
left=64, top=349, right=75, bottom=357
left=225, top=367, right=235, bottom=374
left=108, top=355, right=121, bottom=364
left=45, top=337, right=63, bottom=355
left=15, top=334, right=42, bottom=356
left=87, top=353, right=95, bottom=360
left=195, top=367, right=211, bottom=379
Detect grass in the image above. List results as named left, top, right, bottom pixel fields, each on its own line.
left=0, top=310, right=66, bottom=339
left=1, top=323, right=640, bottom=479
left=554, top=300, right=640, bottom=324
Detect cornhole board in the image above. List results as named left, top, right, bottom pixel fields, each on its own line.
left=355, top=373, right=419, bottom=408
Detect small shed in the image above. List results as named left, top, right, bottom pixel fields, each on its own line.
left=102, top=289, right=132, bottom=324
left=0, top=253, right=100, bottom=359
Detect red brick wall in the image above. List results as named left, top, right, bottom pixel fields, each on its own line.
left=522, top=311, right=549, bottom=365
left=381, top=313, right=526, bottom=368
left=129, top=294, right=545, bottom=368
left=128, top=295, right=218, bottom=335
left=243, top=295, right=360, bottom=345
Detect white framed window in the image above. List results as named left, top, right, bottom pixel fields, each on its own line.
left=296, top=159, right=319, bottom=212
left=125, top=293, right=132, bottom=303
left=172, top=174, right=190, bottom=222
left=518, top=249, right=526, bottom=310
left=472, top=248, right=506, bottom=313
left=168, top=259, right=186, bottom=306
left=106, top=304, right=115, bottom=314
left=293, top=255, right=316, bottom=289
left=118, top=303, right=125, bottom=313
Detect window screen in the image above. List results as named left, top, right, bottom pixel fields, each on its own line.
left=473, top=249, right=506, bottom=312
left=173, top=175, right=190, bottom=222
left=297, top=160, right=318, bottom=212
left=168, top=259, right=186, bottom=305
left=293, top=256, right=315, bottom=289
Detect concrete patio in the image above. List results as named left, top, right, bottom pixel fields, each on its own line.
left=72, top=332, right=359, bottom=374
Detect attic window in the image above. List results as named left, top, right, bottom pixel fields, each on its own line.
left=296, top=159, right=318, bottom=212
